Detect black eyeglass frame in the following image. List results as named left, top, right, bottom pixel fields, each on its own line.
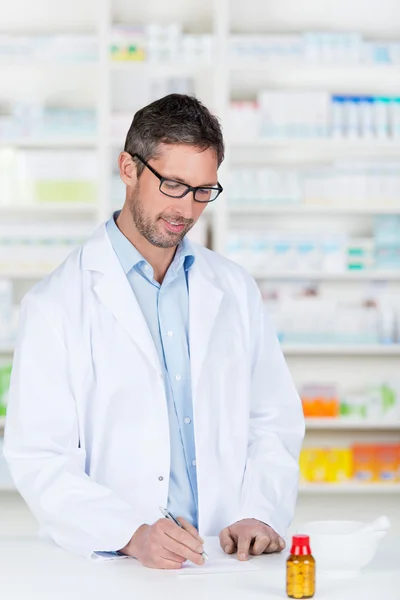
left=131, top=153, right=223, bottom=203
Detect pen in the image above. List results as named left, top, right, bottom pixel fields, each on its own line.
left=159, top=506, right=209, bottom=561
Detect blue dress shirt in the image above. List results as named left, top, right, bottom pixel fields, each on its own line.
left=106, top=212, right=199, bottom=528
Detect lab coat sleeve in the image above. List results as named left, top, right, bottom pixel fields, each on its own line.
left=235, top=283, right=305, bottom=538
left=3, top=295, right=142, bottom=559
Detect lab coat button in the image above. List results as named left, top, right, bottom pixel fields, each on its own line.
left=158, top=476, right=164, bottom=481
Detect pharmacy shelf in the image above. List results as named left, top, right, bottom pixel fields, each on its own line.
left=0, top=137, right=98, bottom=149
left=0, top=417, right=6, bottom=429
left=0, top=59, right=97, bottom=69
left=282, top=344, right=400, bottom=356
left=229, top=138, right=400, bottom=153
left=109, top=61, right=211, bottom=76
left=228, top=63, right=400, bottom=86
left=299, top=483, right=400, bottom=494
left=0, top=269, right=55, bottom=280
left=0, top=203, right=98, bottom=215
left=251, top=270, right=400, bottom=281
left=229, top=205, right=400, bottom=216
left=0, top=344, right=14, bottom=354
left=229, top=63, right=400, bottom=75
left=305, top=418, right=400, bottom=430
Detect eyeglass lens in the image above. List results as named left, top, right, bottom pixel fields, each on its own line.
left=160, top=180, right=219, bottom=202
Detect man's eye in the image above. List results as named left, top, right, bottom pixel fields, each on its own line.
left=164, top=181, right=182, bottom=190
left=197, top=188, right=211, bottom=197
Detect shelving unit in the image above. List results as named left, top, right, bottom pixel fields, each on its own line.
left=1, top=0, right=400, bottom=528
left=108, top=62, right=211, bottom=76
left=223, top=0, right=400, bottom=531
left=0, top=203, right=98, bottom=215
left=229, top=139, right=400, bottom=152
left=0, top=346, right=14, bottom=355
left=251, top=271, right=400, bottom=281
left=0, top=137, right=98, bottom=149
left=282, top=344, right=400, bottom=356
left=230, top=205, right=400, bottom=216
left=299, top=483, right=400, bottom=494
left=305, top=418, right=400, bottom=430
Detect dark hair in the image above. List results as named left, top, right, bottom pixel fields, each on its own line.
left=124, top=94, right=224, bottom=175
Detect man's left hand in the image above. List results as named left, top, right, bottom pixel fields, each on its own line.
left=219, top=519, right=286, bottom=561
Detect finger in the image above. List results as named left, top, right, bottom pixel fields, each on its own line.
left=237, top=534, right=253, bottom=561
left=279, top=537, right=286, bottom=551
left=156, top=557, right=183, bottom=570
left=164, top=521, right=205, bottom=554
left=263, top=537, right=280, bottom=554
left=219, top=527, right=236, bottom=554
left=177, top=517, right=204, bottom=543
left=160, top=548, right=187, bottom=563
left=251, top=534, right=272, bottom=556
left=162, top=536, right=205, bottom=566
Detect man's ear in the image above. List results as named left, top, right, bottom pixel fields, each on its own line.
left=119, top=152, right=138, bottom=187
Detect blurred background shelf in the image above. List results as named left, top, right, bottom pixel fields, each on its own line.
left=0, top=60, right=98, bottom=69
left=0, top=137, right=99, bottom=148
left=1, top=0, right=400, bottom=540
left=305, top=418, right=400, bottom=430
left=299, top=483, right=400, bottom=494
left=0, top=345, right=14, bottom=355
left=109, top=61, right=211, bottom=76
left=229, top=205, right=400, bottom=215
left=0, top=203, right=98, bottom=215
left=251, top=270, right=400, bottom=281
left=0, top=270, right=58, bottom=280
left=229, top=64, right=400, bottom=76
left=282, top=344, right=400, bottom=356
left=229, top=139, right=400, bottom=152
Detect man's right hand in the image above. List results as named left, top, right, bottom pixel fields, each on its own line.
left=119, top=517, right=205, bottom=569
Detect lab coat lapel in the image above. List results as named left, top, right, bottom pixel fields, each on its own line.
left=189, top=255, right=224, bottom=393
left=82, top=225, right=161, bottom=372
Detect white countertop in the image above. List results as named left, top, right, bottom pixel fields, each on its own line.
left=0, top=536, right=398, bottom=600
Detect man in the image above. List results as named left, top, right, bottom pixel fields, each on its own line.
left=4, top=94, right=304, bottom=569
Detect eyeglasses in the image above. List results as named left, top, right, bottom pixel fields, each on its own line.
left=131, top=153, right=223, bottom=203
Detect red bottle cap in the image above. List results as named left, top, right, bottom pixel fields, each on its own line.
left=290, top=534, right=312, bottom=555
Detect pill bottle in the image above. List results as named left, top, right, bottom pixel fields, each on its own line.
left=286, top=534, right=315, bottom=599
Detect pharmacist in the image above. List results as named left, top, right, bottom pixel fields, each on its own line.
left=4, top=94, right=304, bottom=568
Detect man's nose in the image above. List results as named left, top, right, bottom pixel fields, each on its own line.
left=171, top=195, right=196, bottom=220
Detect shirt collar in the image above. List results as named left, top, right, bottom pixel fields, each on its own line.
left=106, top=211, right=195, bottom=277
left=106, top=211, right=145, bottom=275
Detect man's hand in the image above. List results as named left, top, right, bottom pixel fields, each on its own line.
left=119, top=517, right=205, bottom=570
left=219, top=519, right=286, bottom=561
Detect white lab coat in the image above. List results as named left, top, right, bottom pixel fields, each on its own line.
left=4, top=224, right=304, bottom=559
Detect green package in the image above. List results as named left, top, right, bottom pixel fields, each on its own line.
left=0, top=364, right=12, bottom=416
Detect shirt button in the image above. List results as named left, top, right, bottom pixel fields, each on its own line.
left=158, top=476, right=164, bottom=481
left=167, top=331, right=173, bottom=337
left=184, top=417, right=191, bottom=424
left=192, top=460, right=197, bottom=467
left=175, top=374, right=182, bottom=381
left=144, top=265, right=150, bottom=272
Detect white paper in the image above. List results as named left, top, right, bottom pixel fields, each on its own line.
left=176, top=537, right=263, bottom=576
